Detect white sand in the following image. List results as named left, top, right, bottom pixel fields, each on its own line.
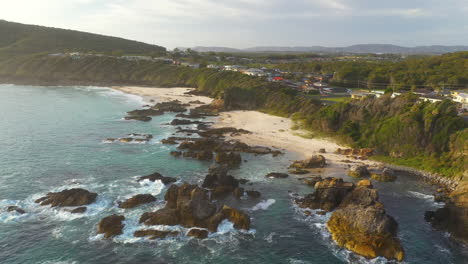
left=113, top=86, right=379, bottom=168
left=113, top=86, right=213, bottom=106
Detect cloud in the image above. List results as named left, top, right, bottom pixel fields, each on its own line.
left=1, top=0, right=467, bottom=48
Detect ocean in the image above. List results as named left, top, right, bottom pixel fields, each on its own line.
left=0, top=84, right=466, bottom=264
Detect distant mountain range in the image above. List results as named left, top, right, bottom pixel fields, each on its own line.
left=188, top=44, right=468, bottom=54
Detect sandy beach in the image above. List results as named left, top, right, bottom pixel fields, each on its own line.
left=113, top=86, right=379, bottom=168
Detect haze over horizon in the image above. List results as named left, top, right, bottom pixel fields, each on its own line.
left=1, top=0, right=467, bottom=49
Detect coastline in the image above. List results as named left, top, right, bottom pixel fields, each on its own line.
left=112, top=85, right=459, bottom=190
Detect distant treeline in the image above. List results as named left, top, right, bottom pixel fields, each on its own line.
left=276, top=52, right=468, bottom=90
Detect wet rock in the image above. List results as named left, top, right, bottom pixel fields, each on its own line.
left=97, top=214, right=125, bottom=238
left=295, top=178, right=354, bottom=212
left=265, top=172, right=289, bottom=179
left=124, top=116, right=152, bottom=122
left=170, top=151, right=182, bottom=157
left=246, top=190, right=261, bottom=198
left=196, top=150, right=213, bottom=161
left=35, top=188, right=97, bottom=207
left=425, top=181, right=468, bottom=244
left=134, top=229, right=179, bottom=239
left=302, top=176, right=323, bottom=186
left=215, top=152, right=241, bottom=167
left=7, top=206, right=26, bottom=214
left=118, top=194, right=156, bottom=209
left=70, top=207, right=87, bottom=214
left=127, top=109, right=164, bottom=116
left=161, top=138, right=178, bottom=144
left=187, top=228, right=208, bottom=239
left=316, top=210, right=326, bottom=215
left=198, top=127, right=250, bottom=137
left=371, top=168, right=397, bottom=182
left=138, top=172, right=177, bottom=185
left=289, top=155, right=326, bottom=169
left=348, top=165, right=370, bottom=178
left=170, top=119, right=204, bottom=125
left=139, top=183, right=250, bottom=232
left=319, top=148, right=326, bottom=153
left=152, top=100, right=188, bottom=113
left=118, top=138, right=134, bottom=143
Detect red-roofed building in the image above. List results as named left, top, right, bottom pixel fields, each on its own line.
left=272, top=77, right=284, bottom=81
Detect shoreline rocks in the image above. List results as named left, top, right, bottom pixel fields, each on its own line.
left=265, top=172, right=289, bottom=179
left=124, top=116, right=152, bottom=122
left=348, top=165, right=370, bottom=178
left=289, top=155, right=326, bottom=169
left=35, top=188, right=97, bottom=207
left=97, top=214, right=125, bottom=238
left=138, top=172, right=177, bottom=185
left=118, top=194, right=156, bottom=209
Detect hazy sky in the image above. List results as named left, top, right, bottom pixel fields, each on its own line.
left=1, top=0, right=467, bottom=49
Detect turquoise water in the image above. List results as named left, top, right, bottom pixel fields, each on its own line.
left=0, top=84, right=466, bottom=264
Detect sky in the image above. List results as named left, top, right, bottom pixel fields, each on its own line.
left=1, top=0, right=467, bottom=49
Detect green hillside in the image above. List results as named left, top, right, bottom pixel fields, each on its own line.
left=0, top=20, right=166, bottom=57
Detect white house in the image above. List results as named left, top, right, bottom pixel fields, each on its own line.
left=243, top=68, right=266, bottom=76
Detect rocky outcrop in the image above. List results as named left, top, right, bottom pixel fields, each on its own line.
left=187, top=228, right=208, bottom=239
left=97, top=214, right=125, bottom=238
left=295, top=177, right=354, bottom=212
left=425, top=181, right=468, bottom=244
left=335, top=148, right=374, bottom=158
left=6, top=206, right=26, bottom=214
left=161, top=138, right=178, bottom=144
left=139, top=183, right=250, bottom=232
left=289, top=155, right=326, bottom=169
left=170, top=119, right=205, bottom=126
left=127, top=109, right=164, bottom=116
left=371, top=168, right=397, bottom=182
left=138, top=172, right=177, bottom=185
left=297, top=176, right=404, bottom=261
left=152, top=100, right=188, bottom=113
left=134, top=229, right=179, bottom=239
left=348, top=165, right=370, bottom=178
left=302, top=176, right=323, bottom=186
left=327, top=185, right=404, bottom=261
left=170, top=151, right=182, bottom=157
left=265, top=172, right=289, bottom=179
left=118, top=194, right=156, bottom=209
left=246, top=190, right=261, bottom=198
left=124, top=116, right=152, bottom=122
left=215, top=152, right=241, bottom=167
left=198, top=127, right=250, bottom=137
left=35, top=188, right=97, bottom=207
left=202, top=166, right=240, bottom=198
left=70, top=207, right=87, bottom=214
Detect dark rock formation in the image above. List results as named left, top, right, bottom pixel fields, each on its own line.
left=161, top=138, right=178, bottom=144
left=187, top=228, right=208, bottom=239
left=215, top=152, right=241, bottom=167
left=246, top=190, right=261, bottom=198
left=118, top=194, right=156, bottom=209
left=139, top=183, right=250, bottom=232
left=289, top=155, right=326, bottom=169
left=70, top=207, right=87, bottom=214
left=302, top=176, right=323, bottom=186
left=265, top=172, right=289, bottom=179
left=295, top=178, right=354, bottom=212
left=134, top=229, right=179, bottom=239
left=124, top=116, right=152, bottom=122
left=35, top=188, right=97, bottom=207
left=289, top=168, right=310, bottom=175
left=170, top=151, right=182, bottom=157
left=97, top=214, right=125, bottom=238
left=170, top=119, right=204, bottom=126
left=138, top=172, right=177, bottom=185
left=196, top=150, right=213, bottom=161
left=7, top=206, right=26, bottom=214
left=152, top=100, right=188, bottom=113
left=425, top=181, right=468, bottom=244
left=127, top=109, right=164, bottom=116
left=198, top=127, right=250, bottom=137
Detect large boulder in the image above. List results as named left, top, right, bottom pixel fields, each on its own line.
left=118, top=194, right=156, bottom=209
left=187, top=228, right=208, bottom=239
left=139, top=183, right=250, bottom=232
left=348, top=165, right=370, bottom=178
left=326, top=185, right=404, bottom=261
left=6, top=206, right=26, bottom=214
left=425, top=181, right=468, bottom=244
left=327, top=206, right=404, bottom=261
left=138, top=172, right=177, bottom=185
left=265, top=172, right=289, bottom=179
left=35, top=188, right=97, bottom=207
left=295, top=178, right=354, bottom=212
left=371, top=168, right=397, bottom=182
left=289, top=155, right=326, bottom=169
left=97, top=214, right=125, bottom=238
left=202, top=165, right=240, bottom=198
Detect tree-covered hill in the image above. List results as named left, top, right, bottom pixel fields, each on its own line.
left=0, top=20, right=166, bottom=57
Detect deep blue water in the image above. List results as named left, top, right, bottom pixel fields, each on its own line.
left=0, top=84, right=466, bottom=264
